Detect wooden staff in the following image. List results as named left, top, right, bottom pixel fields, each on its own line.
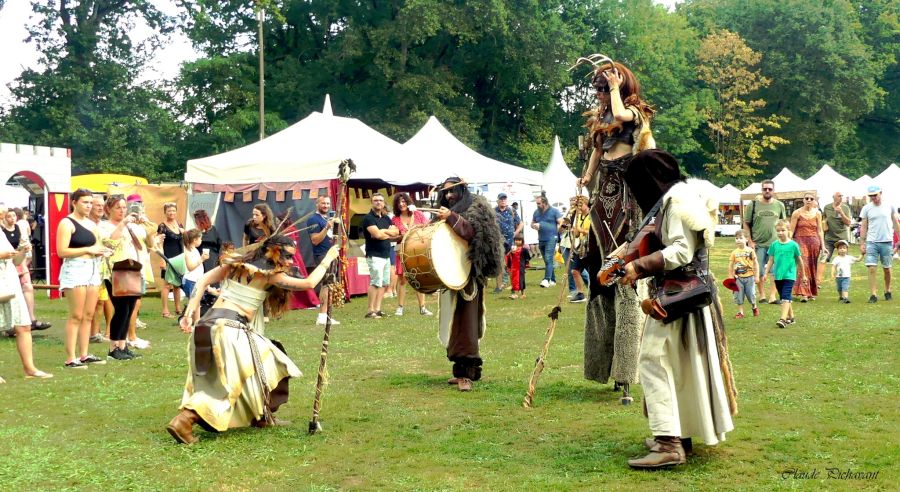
left=309, top=159, right=355, bottom=434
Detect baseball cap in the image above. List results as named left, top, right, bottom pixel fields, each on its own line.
left=835, top=240, right=849, bottom=248
left=497, top=193, right=508, bottom=199
left=867, top=185, right=881, bottom=195
left=126, top=193, right=142, bottom=202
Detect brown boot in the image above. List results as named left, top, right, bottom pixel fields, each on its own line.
left=629, top=436, right=686, bottom=469
left=166, top=409, right=200, bottom=444
left=644, top=436, right=693, bottom=455
left=457, top=378, right=472, bottom=392
left=447, top=377, right=460, bottom=385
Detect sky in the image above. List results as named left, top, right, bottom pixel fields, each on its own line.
left=0, top=0, right=681, bottom=106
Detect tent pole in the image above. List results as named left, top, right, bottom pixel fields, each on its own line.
left=258, top=8, right=265, bottom=141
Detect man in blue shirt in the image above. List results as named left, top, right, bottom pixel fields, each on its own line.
left=531, top=195, right=563, bottom=287
left=307, top=195, right=340, bottom=325
left=494, top=193, right=522, bottom=292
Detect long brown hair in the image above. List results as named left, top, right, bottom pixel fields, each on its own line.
left=223, top=234, right=295, bottom=319
left=586, top=62, right=655, bottom=142
left=248, top=204, right=274, bottom=236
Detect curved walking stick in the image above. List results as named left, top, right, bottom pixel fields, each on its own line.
left=309, top=159, right=355, bottom=434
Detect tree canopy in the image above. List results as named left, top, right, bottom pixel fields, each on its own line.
left=0, top=0, right=896, bottom=186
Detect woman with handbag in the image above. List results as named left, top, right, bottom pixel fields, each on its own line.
left=99, top=195, right=156, bottom=361
left=616, top=150, right=737, bottom=469
left=167, top=235, right=340, bottom=444
left=0, top=228, right=53, bottom=379
left=57, top=188, right=110, bottom=369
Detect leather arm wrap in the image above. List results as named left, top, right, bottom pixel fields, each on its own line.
left=631, top=251, right=665, bottom=278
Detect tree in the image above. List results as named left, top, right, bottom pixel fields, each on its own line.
left=0, top=1, right=182, bottom=180
left=697, top=30, right=788, bottom=185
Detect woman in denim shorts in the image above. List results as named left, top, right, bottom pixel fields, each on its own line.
left=56, top=189, right=110, bottom=369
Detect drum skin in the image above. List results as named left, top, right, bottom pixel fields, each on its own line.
left=399, top=221, right=471, bottom=294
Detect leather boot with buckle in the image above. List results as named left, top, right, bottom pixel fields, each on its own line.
left=166, top=409, right=200, bottom=444
left=457, top=378, right=473, bottom=392
left=629, top=436, right=686, bottom=469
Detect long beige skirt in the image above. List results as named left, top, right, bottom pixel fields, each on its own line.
left=180, top=319, right=302, bottom=432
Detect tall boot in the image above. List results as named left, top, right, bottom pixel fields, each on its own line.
left=628, top=436, right=686, bottom=469
left=167, top=409, right=200, bottom=444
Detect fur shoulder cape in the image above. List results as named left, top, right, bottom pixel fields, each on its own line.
left=662, top=179, right=719, bottom=248
left=461, top=195, right=504, bottom=283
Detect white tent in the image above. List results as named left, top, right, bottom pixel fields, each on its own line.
left=541, top=136, right=579, bottom=208
left=772, top=167, right=808, bottom=191
left=719, top=184, right=741, bottom=204
left=804, top=164, right=855, bottom=201
left=741, top=182, right=761, bottom=195
left=873, top=164, right=900, bottom=208
left=401, top=116, right=543, bottom=186
left=185, top=95, right=418, bottom=186
left=852, top=174, right=874, bottom=197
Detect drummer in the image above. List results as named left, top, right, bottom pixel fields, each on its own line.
left=391, top=193, right=433, bottom=316
left=361, top=193, right=400, bottom=319
left=434, top=177, right=504, bottom=392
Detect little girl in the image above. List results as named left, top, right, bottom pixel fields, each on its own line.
left=763, top=219, right=804, bottom=328
left=830, top=240, right=857, bottom=303
left=506, top=235, right=531, bottom=299
left=180, top=229, right=209, bottom=300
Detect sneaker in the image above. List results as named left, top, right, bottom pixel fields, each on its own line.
left=128, top=338, right=151, bottom=350
left=107, top=348, right=134, bottom=361
left=31, top=320, right=52, bottom=330
left=843, top=298, right=851, bottom=304
left=376, top=310, right=388, bottom=318
left=869, top=295, right=878, bottom=304
left=734, top=312, right=745, bottom=319
left=569, top=292, right=587, bottom=303
left=80, top=354, right=107, bottom=365
left=315, top=316, right=340, bottom=326
left=419, top=306, right=433, bottom=316
left=776, top=319, right=786, bottom=329
left=135, top=318, right=147, bottom=329
left=786, top=318, right=796, bottom=325
left=89, top=334, right=106, bottom=343
left=124, top=347, right=141, bottom=358
left=492, top=287, right=503, bottom=294
left=64, top=359, right=88, bottom=369
left=364, top=311, right=382, bottom=319
left=548, top=280, right=557, bottom=287
left=752, top=307, right=760, bottom=317
left=539, top=279, right=550, bottom=288
left=395, top=306, right=405, bottom=316
left=885, top=292, right=893, bottom=301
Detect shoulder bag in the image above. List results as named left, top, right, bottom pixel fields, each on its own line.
left=0, top=262, right=15, bottom=303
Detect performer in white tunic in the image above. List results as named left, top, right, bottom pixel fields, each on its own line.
left=617, top=150, right=737, bottom=469
left=167, top=234, right=339, bottom=444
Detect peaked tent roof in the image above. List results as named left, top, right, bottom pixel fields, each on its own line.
left=805, top=164, right=855, bottom=200
left=873, top=163, right=900, bottom=207
left=185, top=96, right=418, bottom=186
left=852, top=174, right=874, bottom=197
left=541, top=136, right=579, bottom=206
left=771, top=167, right=808, bottom=191
left=401, top=116, right=542, bottom=186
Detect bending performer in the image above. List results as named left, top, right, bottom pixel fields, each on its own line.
left=167, top=235, right=339, bottom=444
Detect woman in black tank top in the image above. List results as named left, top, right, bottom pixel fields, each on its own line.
left=56, top=189, right=110, bottom=369
left=158, top=202, right=184, bottom=318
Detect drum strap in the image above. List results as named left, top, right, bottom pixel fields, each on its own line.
left=460, top=279, right=479, bottom=302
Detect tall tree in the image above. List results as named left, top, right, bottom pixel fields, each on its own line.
left=697, top=30, right=788, bottom=185
left=681, top=0, right=889, bottom=178
left=0, top=0, right=181, bottom=179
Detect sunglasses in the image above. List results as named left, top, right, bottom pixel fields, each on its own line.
left=762, top=187, right=773, bottom=191
left=868, top=194, right=878, bottom=198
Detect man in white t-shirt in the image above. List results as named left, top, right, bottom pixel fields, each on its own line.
left=858, top=185, right=900, bottom=303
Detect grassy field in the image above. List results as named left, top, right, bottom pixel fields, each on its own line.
left=1, top=244, right=897, bottom=491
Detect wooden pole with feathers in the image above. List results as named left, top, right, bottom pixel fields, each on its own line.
left=309, top=159, right=355, bottom=434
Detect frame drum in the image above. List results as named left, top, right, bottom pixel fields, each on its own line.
left=399, top=221, right=471, bottom=293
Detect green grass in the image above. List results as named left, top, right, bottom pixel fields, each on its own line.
left=1, top=244, right=898, bottom=491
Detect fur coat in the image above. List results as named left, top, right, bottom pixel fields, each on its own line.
left=460, top=194, right=504, bottom=285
